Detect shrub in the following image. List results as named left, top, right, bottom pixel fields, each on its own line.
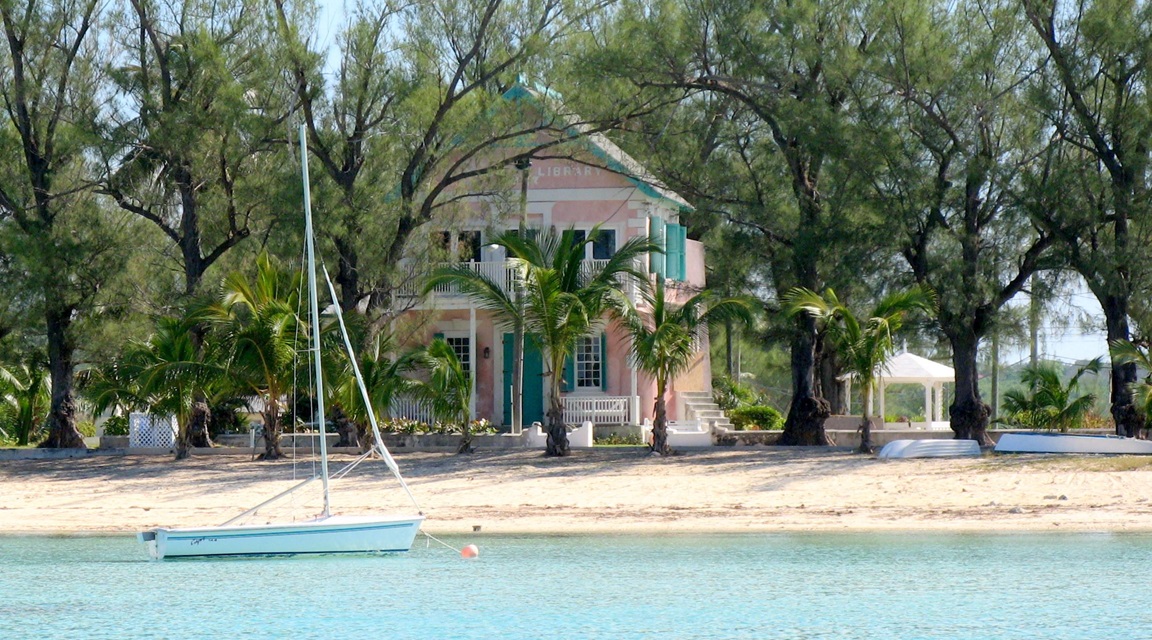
left=102, top=415, right=130, bottom=436
left=595, top=432, right=643, bottom=446
left=729, top=405, right=784, bottom=431
left=712, top=375, right=763, bottom=410
left=77, top=421, right=97, bottom=437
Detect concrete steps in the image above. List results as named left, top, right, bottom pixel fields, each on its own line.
left=679, top=391, right=733, bottom=430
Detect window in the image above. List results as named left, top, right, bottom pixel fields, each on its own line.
left=445, top=337, right=471, bottom=376
left=575, top=336, right=602, bottom=389
left=458, top=231, right=482, bottom=262
left=570, top=229, right=616, bottom=260
left=592, top=229, right=616, bottom=259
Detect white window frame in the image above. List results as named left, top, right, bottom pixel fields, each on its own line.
left=443, top=334, right=472, bottom=376
left=574, top=335, right=602, bottom=390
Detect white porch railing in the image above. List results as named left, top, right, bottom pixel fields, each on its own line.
left=389, top=396, right=436, bottom=425
left=562, top=396, right=632, bottom=426
left=398, top=258, right=641, bottom=303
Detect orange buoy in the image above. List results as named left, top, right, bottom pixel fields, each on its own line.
left=461, top=544, right=479, bottom=559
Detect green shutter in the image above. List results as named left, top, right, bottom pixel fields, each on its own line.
left=665, top=223, right=684, bottom=281
left=672, top=224, right=681, bottom=279
left=434, top=332, right=444, bottom=340
left=648, top=216, right=666, bottom=277
left=600, top=332, right=608, bottom=391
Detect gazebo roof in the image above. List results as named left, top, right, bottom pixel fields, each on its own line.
left=880, top=352, right=954, bottom=384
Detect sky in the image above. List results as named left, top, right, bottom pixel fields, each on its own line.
left=1000, top=283, right=1110, bottom=366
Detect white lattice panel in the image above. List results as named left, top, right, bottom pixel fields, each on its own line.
left=129, top=413, right=177, bottom=448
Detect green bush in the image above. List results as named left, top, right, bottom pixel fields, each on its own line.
left=595, top=432, right=644, bottom=446
left=102, top=415, right=129, bottom=436
left=77, top=421, right=97, bottom=437
left=712, top=375, right=763, bottom=410
left=729, top=405, right=784, bottom=431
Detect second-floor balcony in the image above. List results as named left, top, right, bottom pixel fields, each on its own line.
left=397, top=258, right=642, bottom=304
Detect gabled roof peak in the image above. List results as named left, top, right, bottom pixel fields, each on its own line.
left=501, top=81, right=692, bottom=212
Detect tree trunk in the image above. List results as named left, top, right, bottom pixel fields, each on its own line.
left=544, top=351, right=570, bottom=456
left=457, top=419, right=474, bottom=454
left=858, top=386, right=874, bottom=454
left=174, top=418, right=191, bottom=461
left=176, top=168, right=207, bottom=297
left=819, top=343, right=846, bottom=415
left=779, top=313, right=831, bottom=445
left=948, top=332, right=993, bottom=446
left=650, top=383, right=671, bottom=456
left=545, top=393, right=569, bottom=457
left=259, top=407, right=284, bottom=460
left=331, top=404, right=359, bottom=448
left=189, top=399, right=213, bottom=448
left=333, top=235, right=361, bottom=312
left=1103, top=295, right=1144, bottom=437
left=39, top=306, right=85, bottom=449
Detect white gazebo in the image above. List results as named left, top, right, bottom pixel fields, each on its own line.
left=844, top=352, right=954, bottom=430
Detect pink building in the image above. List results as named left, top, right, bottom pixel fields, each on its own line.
left=393, top=88, right=715, bottom=430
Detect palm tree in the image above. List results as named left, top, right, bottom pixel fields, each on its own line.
left=1001, top=359, right=1102, bottom=433
left=785, top=287, right=935, bottom=453
left=491, top=226, right=654, bottom=456
left=208, top=253, right=303, bottom=460
left=0, top=360, right=50, bottom=446
left=617, top=278, right=755, bottom=455
left=84, top=312, right=225, bottom=459
left=132, top=316, right=225, bottom=459
left=412, top=338, right=474, bottom=453
left=332, top=333, right=420, bottom=450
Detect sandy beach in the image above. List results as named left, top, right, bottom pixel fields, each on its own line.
left=4, top=448, right=1152, bottom=536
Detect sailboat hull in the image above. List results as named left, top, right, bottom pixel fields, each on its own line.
left=139, top=514, right=425, bottom=560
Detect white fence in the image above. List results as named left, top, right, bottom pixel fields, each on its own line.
left=389, top=396, right=436, bottom=425
left=562, top=396, right=632, bottom=426
left=129, top=413, right=177, bottom=448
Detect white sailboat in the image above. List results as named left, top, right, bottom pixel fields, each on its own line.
left=139, top=126, right=425, bottom=559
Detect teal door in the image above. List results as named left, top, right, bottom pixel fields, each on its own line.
left=503, top=333, right=544, bottom=426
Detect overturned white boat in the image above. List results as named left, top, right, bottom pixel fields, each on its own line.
left=994, top=432, right=1152, bottom=455
left=878, top=439, right=982, bottom=459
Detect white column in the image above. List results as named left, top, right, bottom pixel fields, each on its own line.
left=923, top=384, right=932, bottom=423
left=629, top=344, right=640, bottom=425
left=844, top=378, right=852, bottom=415
left=469, top=307, right=477, bottom=420
left=935, top=384, right=944, bottom=422
left=877, top=380, right=886, bottom=425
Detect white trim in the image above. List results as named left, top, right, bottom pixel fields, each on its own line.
left=469, top=308, right=477, bottom=420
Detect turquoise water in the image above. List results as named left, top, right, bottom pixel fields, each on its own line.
left=0, top=533, right=1145, bottom=639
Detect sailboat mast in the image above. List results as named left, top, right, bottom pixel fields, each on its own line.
left=300, top=124, right=331, bottom=518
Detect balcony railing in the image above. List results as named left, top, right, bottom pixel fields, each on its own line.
left=398, top=258, right=640, bottom=302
